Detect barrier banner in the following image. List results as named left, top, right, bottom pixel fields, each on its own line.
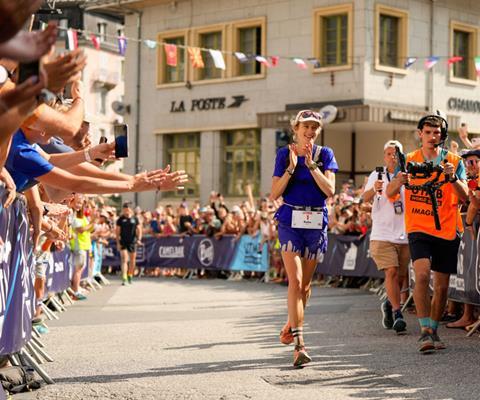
left=0, top=197, right=14, bottom=340
left=102, top=239, right=147, bottom=267
left=317, top=233, right=383, bottom=279
left=0, top=195, right=34, bottom=355
left=230, top=234, right=269, bottom=272
left=46, top=250, right=72, bottom=294
left=147, top=235, right=237, bottom=270
left=448, top=224, right=480, bottom=305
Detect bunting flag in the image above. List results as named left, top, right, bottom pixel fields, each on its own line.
left=209, top=49, right=226, bottom=70
left=144, top=40, right=157, bottom=49
left=66, top=29, right=78, bottom=50
left=255, top=55, right=270, bottom=67
left=270, top=56, right=279, bottom=67
left=188, top=47, right=204, bottom=68
left=404, top=57, right=417, bottom=69
left=475, top=57, right=480, bottom=75
left=234, top=52, right=249, bottom=63
left=447, top=56, right=463, bottom=65
left=424, top=56, right=439, bottom=69
left=118, top=36, right=127, bottom=56
left=293, top=58, right=308, bottom=70
left=164, top=44, right=178, bottom=67
left=90, top=34, right=100, bottom=50
left=307, top=58, right=321, bottom=68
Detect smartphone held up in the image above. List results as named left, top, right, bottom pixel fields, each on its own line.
left=114, top=123, right=129, bottom=158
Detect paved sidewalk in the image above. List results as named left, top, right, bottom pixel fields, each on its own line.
left=14, top=278, right=480, bottom=400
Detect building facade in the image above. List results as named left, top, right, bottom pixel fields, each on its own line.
left=44, top=1, right=126, bottom=164
left=91, top=0, right=480, bottom=209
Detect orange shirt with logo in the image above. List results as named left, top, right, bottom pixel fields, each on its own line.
left=404, top=149, right=463, bottom=240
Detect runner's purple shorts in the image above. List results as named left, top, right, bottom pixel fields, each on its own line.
left=277, top=223, right=328, bottom=261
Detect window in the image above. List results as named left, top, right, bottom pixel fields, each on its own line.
left=232, top=19, right=266, bottom=77
left=375, top=5, right=408, bottom=73
left=157, top=19, right=265, bottom=87
left=97, top=22, right=107, bottom=42
left=58, top=18, right=68, bottom=39
left=157, top=30, right=187, bottom=85
left=313, top=4, right=353, bottom=71
left=164, top=133, right=200, bottom=196
left=379, top=15, right=398, bottom=67
left=450, top=22, right=478, bottom=83
left=165, top=37, right=186, bottom=83
left=100, top=89, right=107, bottom=114
left=222, top=129, right=261, bottom=196
left=199, top=31, right=223, bottom=80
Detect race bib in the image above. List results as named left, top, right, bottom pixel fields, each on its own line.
left=291, top=210, right=323, bottom=229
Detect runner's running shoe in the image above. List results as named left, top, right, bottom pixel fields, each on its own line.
left=392, top=315, right=407, bottom=335
left=127, top=275, right=133, bottom=284
left=293, top=345, right=312, bottom=367
left=381, top=300, right=394, bottom=329
left=279, top=323, right=294, bottom=345
left=417, top=331, right=435, bottom=353
left=431, top=331, right=446, bottom=350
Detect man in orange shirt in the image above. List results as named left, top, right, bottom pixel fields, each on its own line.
left=387, top=114, right=468, bottom=353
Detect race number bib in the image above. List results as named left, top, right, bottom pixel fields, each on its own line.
left=291, top=210, right=323, bottom=229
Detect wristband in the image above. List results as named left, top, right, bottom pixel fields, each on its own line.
left=286, top=168, right=294, bottom=176
left=307, top=161, right=319, bottom=171
left=84, top=148, right=92, bottom=162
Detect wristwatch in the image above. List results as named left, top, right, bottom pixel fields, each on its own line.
left=307, top=161, right=319, bottom=171
left=286, top=167, right=294, bottom=176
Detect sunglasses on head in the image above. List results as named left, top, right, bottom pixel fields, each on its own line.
left=298, top=110, right=320, bottom=120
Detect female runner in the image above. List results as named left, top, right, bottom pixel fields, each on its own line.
left=270, top=110, right=338, bottom=367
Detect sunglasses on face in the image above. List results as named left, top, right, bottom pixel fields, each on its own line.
left=466, top=159, right=480, bottom=166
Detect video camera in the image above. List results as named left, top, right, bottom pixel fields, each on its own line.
left=395, top=145, right=449, bottom=231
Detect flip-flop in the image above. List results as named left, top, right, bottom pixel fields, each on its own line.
left=446, top=323, right=474, bottom=330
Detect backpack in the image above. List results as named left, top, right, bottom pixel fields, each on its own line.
left=0, top=366, right=41, bottom=394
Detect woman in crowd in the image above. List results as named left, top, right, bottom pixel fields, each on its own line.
left=270, top=110, right=338, bottom=367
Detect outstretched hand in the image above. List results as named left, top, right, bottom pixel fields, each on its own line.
left=43, top=48, right=87, bottom=93
left=0, top=23, right=57, bottom=62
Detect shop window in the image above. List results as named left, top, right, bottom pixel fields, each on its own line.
left=222, top=129, right=260, bottom=196
left=164, top=133, right=200, bottom=197
left=375, top=5, right=408, bottom=74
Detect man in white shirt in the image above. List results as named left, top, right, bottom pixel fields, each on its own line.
left=362, top=140, right=410, bottom=334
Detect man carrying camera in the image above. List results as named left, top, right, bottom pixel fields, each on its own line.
left=387, top=114, right=468, bottom=353
left=362, top=140, right=409, bottom=335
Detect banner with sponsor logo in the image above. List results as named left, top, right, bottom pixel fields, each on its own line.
left=0, top=193, right=34, bottom=355
left=230, top=234, right=269, bottom=272
left=147, top=235, right=237, bottom=270
left=448, top=224, right=480, bottom=305
left=46, top=250, right=72, bottom=294
left=317, top=233, right=383, bottom=279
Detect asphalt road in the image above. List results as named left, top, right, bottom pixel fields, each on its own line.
left=14, top=278, right=480, bottom=400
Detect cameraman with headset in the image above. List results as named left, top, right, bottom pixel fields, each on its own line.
left=387, top=113, right=468, bottom=353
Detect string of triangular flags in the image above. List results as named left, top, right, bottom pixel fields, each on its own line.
left=43, top=21, right=480, bottom=74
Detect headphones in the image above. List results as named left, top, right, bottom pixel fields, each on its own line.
left=417, top=110, right=449, bottom=143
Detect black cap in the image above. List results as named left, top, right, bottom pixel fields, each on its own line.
left=122, top=201, right=132, bottom=208
left=461, top=149, right=480, bottom=158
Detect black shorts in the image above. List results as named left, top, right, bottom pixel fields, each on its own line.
left=408, top=232, right=460, bottom=275
left=119, top=242, right=136, bottom=253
